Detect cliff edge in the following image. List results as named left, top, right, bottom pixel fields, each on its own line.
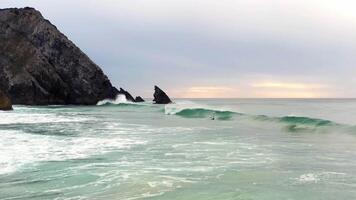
left=0, top=7, right=118, bottom=105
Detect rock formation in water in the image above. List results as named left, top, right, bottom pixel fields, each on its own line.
left=0, top=7, right=119, bottom=105
left=117, top=88, right=145, bottom=102
left=134, top=96, right=145, bottom=102
left=0, top=89, right=13, bottom=110
left=153, top=85, right=172, bottom=104
left=118, top=88, right=135, bottom=102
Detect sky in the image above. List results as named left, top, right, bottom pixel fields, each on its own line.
left=1, top=0, right=356, bottom=98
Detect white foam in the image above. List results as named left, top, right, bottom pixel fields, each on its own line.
left=297, top=173, right=319, bottom=183
left=0, top=130, right=145, bottom=175
left=0, top=113, right=87, bottom=125
left=296, top=172, right=347, bottom=184
left=147, top=180, right=173, bottom=188
left=193, top=141, right=229, bottom=145
left=164, top=100, right=236, bottom=116
left=164, top=101, right=210, bottom=115
left=97, top=94, right=130, bottom=105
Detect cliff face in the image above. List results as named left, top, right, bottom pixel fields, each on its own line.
left=0, top=7, right=118, bottom=105
left=0, top=89, right=12, bottom=110
left=153, top=85, right=172, bottom=104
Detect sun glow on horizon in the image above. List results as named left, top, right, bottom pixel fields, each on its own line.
left=250, top=81, right=329, bottom=98
left=172, top=81, right=330, bottom=98
left=251, top=82, right=326, bottom=90
left=174, top=86, right=237, bottom=98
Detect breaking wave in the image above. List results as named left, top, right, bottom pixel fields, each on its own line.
left=98, top=99, right=346, bottom=131
left=97, top=94, right=131, bottom=106
left=170, top=108, right=236, bottom=120
left=97, top=94, right=151, bottom=108
left=164, top=102, right=344, bottom=132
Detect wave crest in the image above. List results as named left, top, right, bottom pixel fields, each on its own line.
left=164, top=102, right=341, bottom=131
left=97, top=94, right=130, bottom=106
left=165, top=102, right=237, bottom=120
left=171, top=108, right=235, bottom=120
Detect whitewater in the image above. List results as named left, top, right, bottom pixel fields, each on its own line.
left=1, top=98, right=356, bottom=199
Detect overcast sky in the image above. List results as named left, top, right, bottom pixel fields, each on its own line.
left=1, top=0, right=356, bottom=98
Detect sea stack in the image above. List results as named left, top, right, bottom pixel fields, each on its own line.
left=153, top=85, right=172, bottom=104
left=0, top=7, right=118, bottom=105
left=118, top=88, right=135, bottom=102
left=0, top=89, right=13, bottom=110
left=135, top=96, right=145, bottom=102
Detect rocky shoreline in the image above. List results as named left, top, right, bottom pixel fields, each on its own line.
left=0, top=7, right=172, bottom=110
left=0, top=89, right=12, bottom=110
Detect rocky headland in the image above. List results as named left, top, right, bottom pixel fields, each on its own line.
left=0, top=89, right=12, bottom=110
left=0, top=7, right=118, bottom=105
left=0, top=7, right=172, bottom=106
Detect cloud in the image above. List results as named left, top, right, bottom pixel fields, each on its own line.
left=249, top=81, right=329, bottom=98
left=1, top=0, right=355, bottom=97
left=251, top=82, right=326, bottom=90
left=175, top=86, right=237, bottom=98
left=249, top=90, right=325, bottom=98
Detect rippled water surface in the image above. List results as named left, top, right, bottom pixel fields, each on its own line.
left=1, top=99, right=356, bottom=200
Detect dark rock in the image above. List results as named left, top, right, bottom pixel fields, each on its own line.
left=153, top=85, right=172, bottom=104
left=118, top=88, right=135, bottom=102
left=0, top=7, right=118, bottom=105
left=135, top=96, right=145, bottom=102
left=0, top=89, right=13, bottom=110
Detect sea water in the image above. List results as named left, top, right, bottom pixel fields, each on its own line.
left=1, top=98, right=356, bottom=199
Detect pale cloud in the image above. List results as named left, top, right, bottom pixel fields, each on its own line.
left=175, top=86, right=237, bottom=98
left=251, top=82, right=326, bottom=90
left=248, top=81, right=330, bottom=98
left=0, top=0, right=355, bottom=98
left=171, top=82, right=330, bottom=98
left=249, top=90, right=326, bottom=98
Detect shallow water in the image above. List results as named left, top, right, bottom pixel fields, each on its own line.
left=1, top=98, right=356, bottom=199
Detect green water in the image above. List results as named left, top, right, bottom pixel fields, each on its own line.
left=1, top=99, right=356, bottom=199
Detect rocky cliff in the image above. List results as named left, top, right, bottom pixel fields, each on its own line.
left=0, top=7, right=118, bottom=105
left=153, top=85, right=172, bottom=104
left=0, top=89, right=12, bottom=110
left=118, top=88, right=135, bottom=102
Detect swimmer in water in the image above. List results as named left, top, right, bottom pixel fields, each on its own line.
left=210, top=115, right=215, bottom=120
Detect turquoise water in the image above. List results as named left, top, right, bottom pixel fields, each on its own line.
left=1, top=98, right=356, bottom=199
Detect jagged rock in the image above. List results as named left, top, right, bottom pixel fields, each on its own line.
left=118, top=88, right=135, bottom=102
left=0, top=89, right=13, bottom=110
left=0, top=7, right=118, bottom=105
left=153, top=85, right=172, bottom=104
left=135, top=96, right=145, bottom=102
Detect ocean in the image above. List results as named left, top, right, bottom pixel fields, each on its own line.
left=1, top=98, right=356, bottom=199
